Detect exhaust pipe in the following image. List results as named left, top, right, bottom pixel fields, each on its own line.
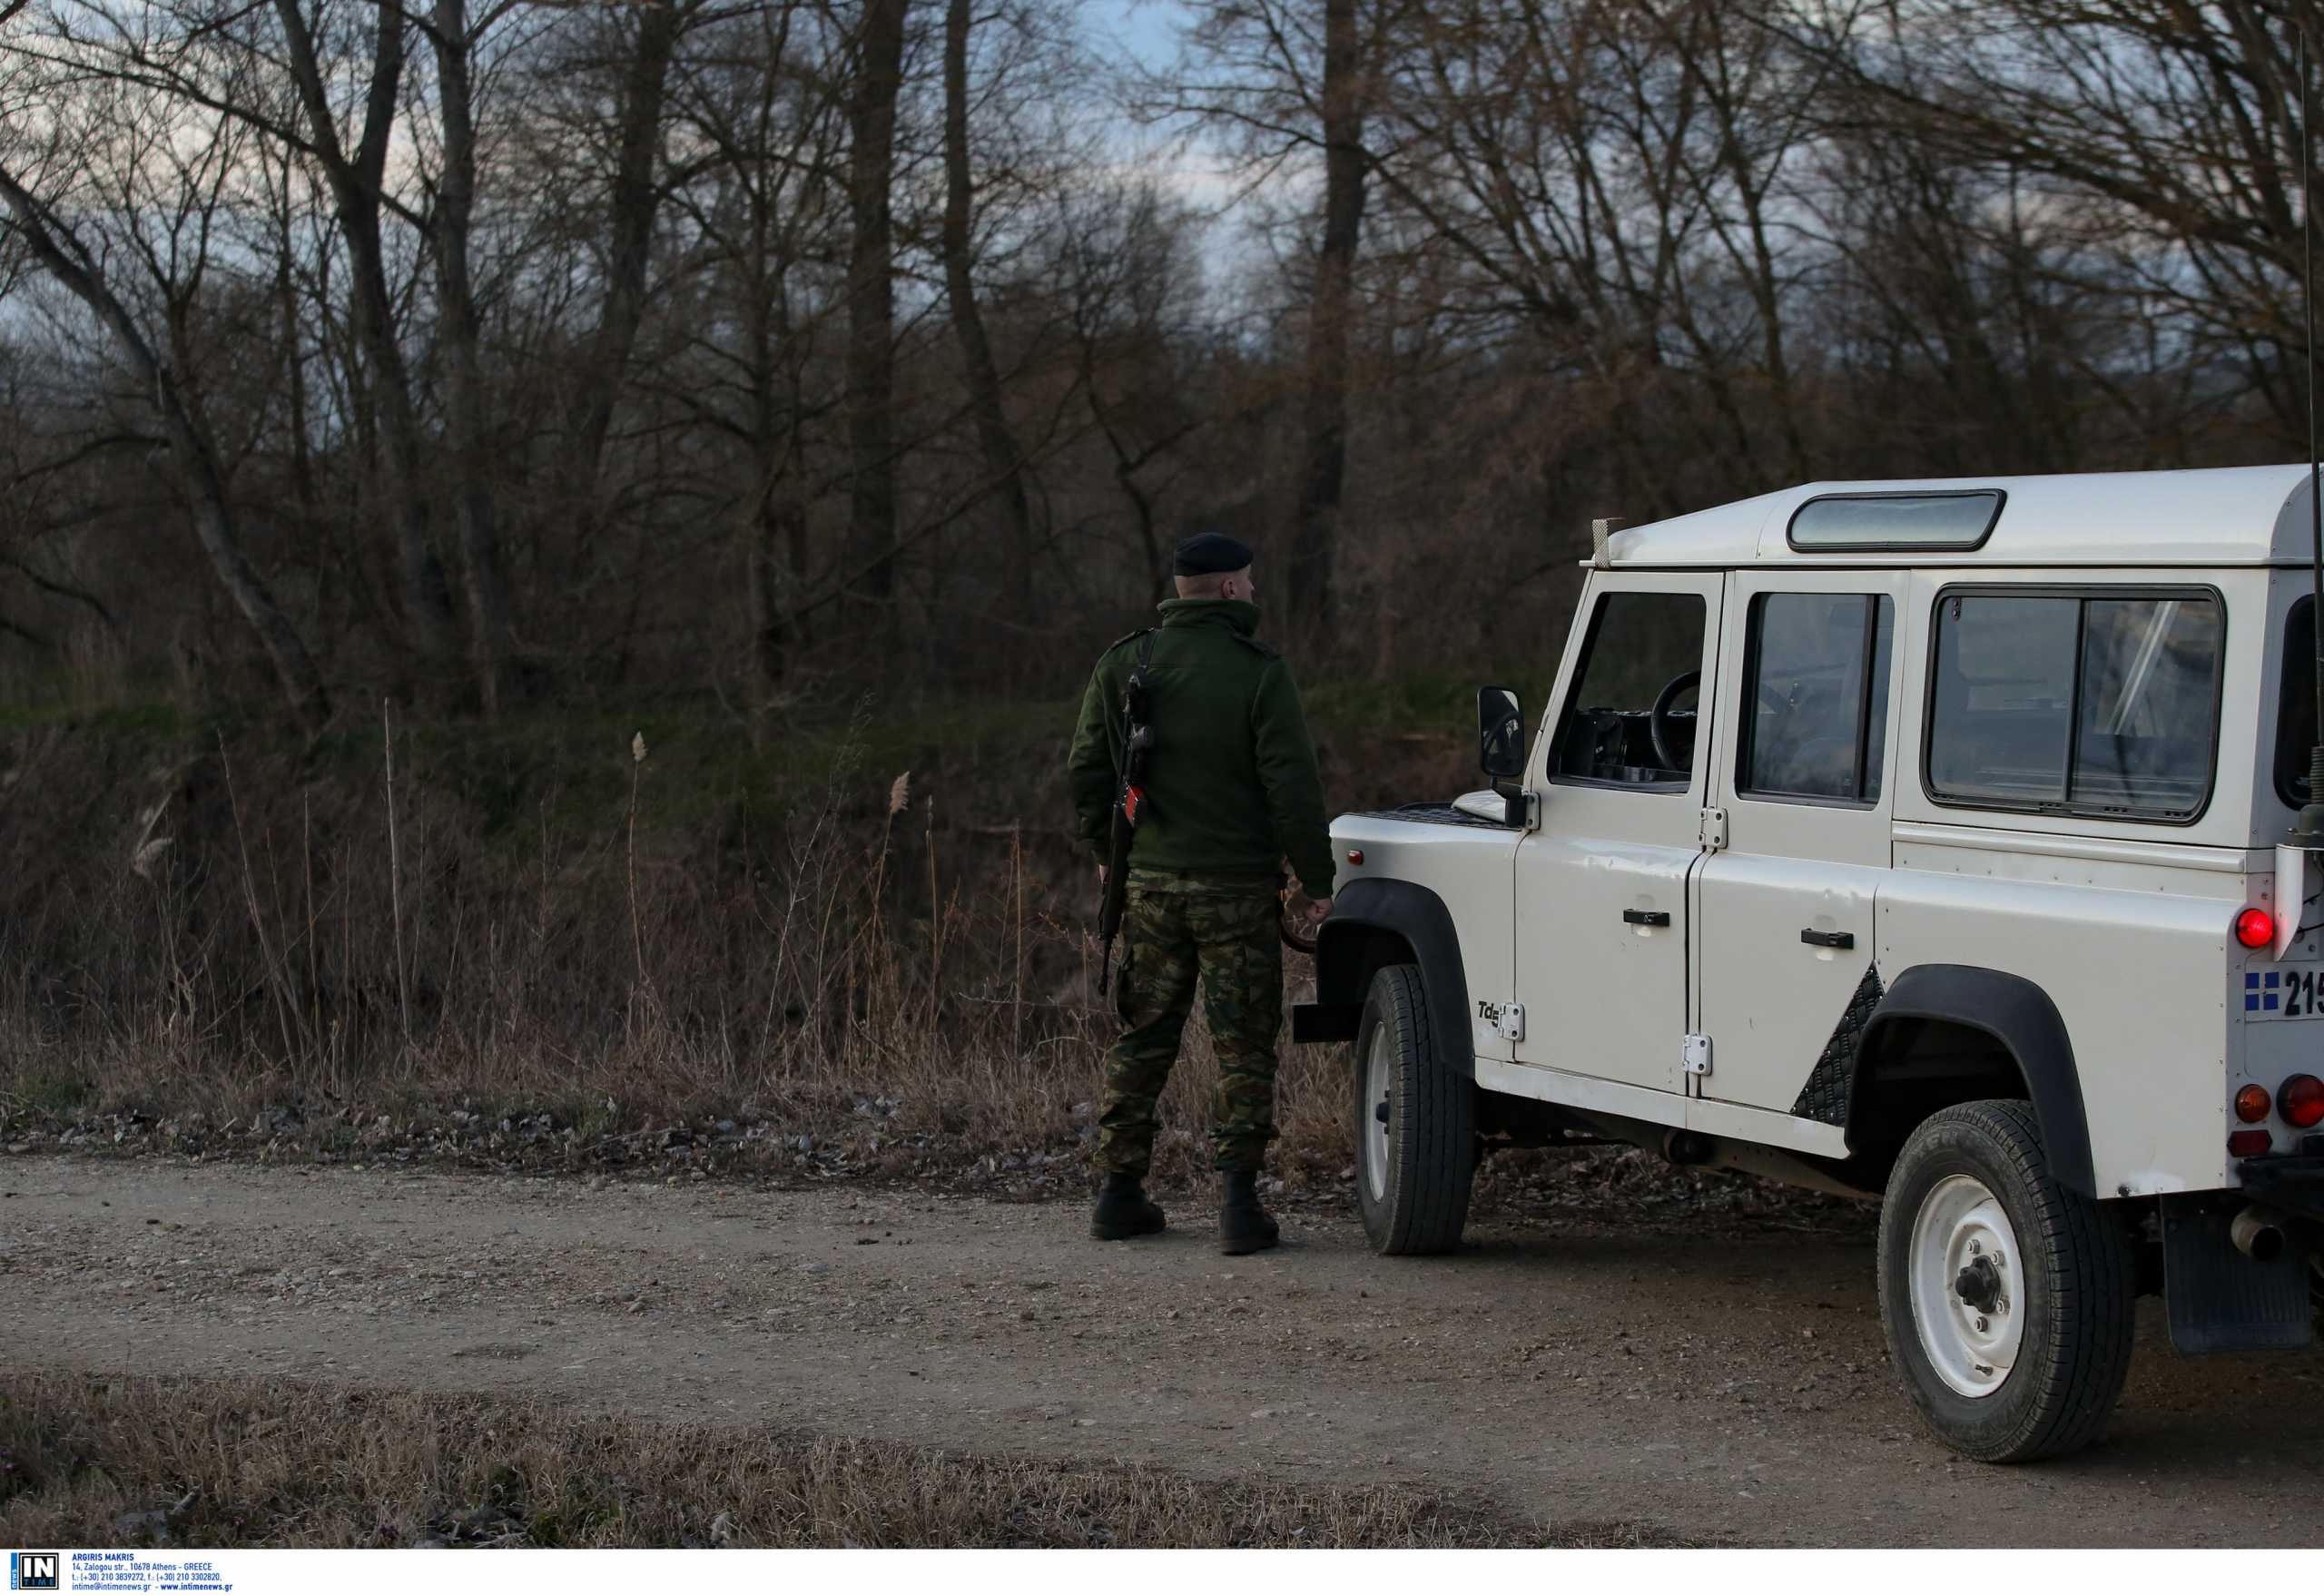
left=2232, top=1205, right=2288, bottom=1263
left=1661, top=1128, right=1713, bottom=1166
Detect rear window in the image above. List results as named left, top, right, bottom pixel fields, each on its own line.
left=2280, top=596, right=2317, bottom=806
left=1926, top=588, right=2222, bottom=822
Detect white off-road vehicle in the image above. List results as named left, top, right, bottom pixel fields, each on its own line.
left=1295, top=464, right=2324, bottom=1462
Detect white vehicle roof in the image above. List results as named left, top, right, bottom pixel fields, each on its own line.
left=1602, top=463, right=2323, bottom=568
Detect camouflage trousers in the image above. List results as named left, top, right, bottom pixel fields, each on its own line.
left=1098, top=878, right=1283, bottom=1177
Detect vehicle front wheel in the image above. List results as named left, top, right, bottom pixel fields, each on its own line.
left=1877, top=1099, right=2135, bottom=1462
left=1354, top=963, right=1473, bottom=1255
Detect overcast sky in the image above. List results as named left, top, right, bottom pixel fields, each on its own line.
left=1085, top=0, right=1187, bottom=68
left=1070, top=0, right=1293, bottom=252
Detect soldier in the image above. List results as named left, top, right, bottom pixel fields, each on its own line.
left=1067, top=532, right=1336, bottom=1255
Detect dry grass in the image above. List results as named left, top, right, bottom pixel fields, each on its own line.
left=0, top=706, right=1374, bottom=1195
left=0, top=1371, right=1651, bottom=1548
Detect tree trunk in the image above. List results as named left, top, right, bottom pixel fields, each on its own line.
left=274, top=0, right=459, bottom=683
left=743, top=301, right=802, bottom=693
left=842, top=0, right=910, bottom=635
left=430, top=0, right=513, bottom=715
left=941, top=0, right=1033, bottom=613
left=746, top=480, right=807, bottom=690
left=572, top=4, right=687, bottom=487
left=1293, top=0, right=1365, bottom=641
left=0, top=169, right=330, bottom=733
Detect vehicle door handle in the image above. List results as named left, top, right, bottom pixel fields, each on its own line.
left=1800, top=929, right=1855, bottom=950
left=1622, top=910, right=1671, bottom=927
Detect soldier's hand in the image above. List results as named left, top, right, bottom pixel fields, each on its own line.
left=1304, top=894, right=1334, bottom=925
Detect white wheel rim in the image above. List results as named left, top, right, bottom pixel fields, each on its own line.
left=1362, top=1023, right=1392, bottom=1204
left=1907, top=1174, right=2025, bottom=1400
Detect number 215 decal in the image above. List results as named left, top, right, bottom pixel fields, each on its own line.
left=2250, top=969, right=2324, bottom=1017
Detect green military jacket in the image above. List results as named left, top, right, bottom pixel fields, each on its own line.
left=1068, top=598, right=1336, bottom=901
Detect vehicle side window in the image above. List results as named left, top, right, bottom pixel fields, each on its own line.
left=1739, top=593, right=1895, bottom=804
left=1552, top=590, right=1707, bottom=789
left=2276, top=596, right=2314, bottom=807
left=1927, top=589, right=2222, bottom=821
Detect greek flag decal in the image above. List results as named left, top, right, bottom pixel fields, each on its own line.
left=2247, top=971, right=2280, bottom=1013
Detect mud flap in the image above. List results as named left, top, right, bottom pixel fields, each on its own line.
left=2161, top=1195, right=2312, bottom=1354
left=1290, top=1002, right=1360, bottom=1044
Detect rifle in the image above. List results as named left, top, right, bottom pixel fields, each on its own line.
left=1097, top=630, right=1159, bottom=995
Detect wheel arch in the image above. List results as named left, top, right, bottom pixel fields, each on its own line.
left=1299, top=877, right=1474, bottom=1080
left=1847, top=964, right=2096, bottom=1196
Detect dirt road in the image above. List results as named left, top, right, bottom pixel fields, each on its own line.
left=5, top=1156, right=2319, bottom=1546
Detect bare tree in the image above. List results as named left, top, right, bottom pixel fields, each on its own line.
left=0, top=103, right=328, bottom=727
left=1292, top=0, right=1364, bottom=635
left=567, top=2, right=697, bottom=496
left=1786, top=0, right=2324, bottom=443
left=941, top=0, right=1034, bottom=606
left=426, top=0, right=513, bottom=714
left=1055, top=181, right=1213, bottom=601
left=842, top=0, right=911, bottom=634
left=658, top=0, right=851, bottom=684
left=272, top=0, right=463, bottom=679
left=1648, top=0, right=1820, bottom=483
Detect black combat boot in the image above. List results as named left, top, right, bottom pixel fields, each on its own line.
left=1217, top=1169, right=1280, bottom=1255
left=1090, top=1171, right=1167, bottom=1241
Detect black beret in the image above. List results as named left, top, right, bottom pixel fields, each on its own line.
left=1173, top=531, right=1254, bottom=576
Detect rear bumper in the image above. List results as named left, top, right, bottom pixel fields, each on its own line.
left=2236, top=1153, right=2324, bottom=1225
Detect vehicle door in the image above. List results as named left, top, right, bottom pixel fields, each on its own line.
left=1693, top=575, right=1904, bottom=1117
left=1511, top=574, right=1725, bottom=1095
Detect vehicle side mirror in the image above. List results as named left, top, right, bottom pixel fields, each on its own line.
left=1478, top=686, right=1525, bottom=781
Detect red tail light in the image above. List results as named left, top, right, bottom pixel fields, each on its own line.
left=2237, top=1084, right=2274, bottom=1122
left=2230, top=1129, right=2273, bottom=1157
left=2282, top=1074, right=2324, bottom=1129
left=2237, top=908, right=2276, bottom=950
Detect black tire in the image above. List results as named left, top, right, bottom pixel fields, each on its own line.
left=1876, top=1099, right=2136, bottom=1463
left=1353, top=963, right=1474, bottom=1255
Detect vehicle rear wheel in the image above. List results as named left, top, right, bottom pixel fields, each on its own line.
left=1354, top=963, right=1473, bottom=1255
left=1877, top=1099, right=2135, bottom=1462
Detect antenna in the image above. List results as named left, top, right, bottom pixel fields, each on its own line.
left=2291, top=23, right=2324, bottom=849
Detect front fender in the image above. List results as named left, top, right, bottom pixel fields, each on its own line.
left=1292, top=878, right=1473, bottom=1078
